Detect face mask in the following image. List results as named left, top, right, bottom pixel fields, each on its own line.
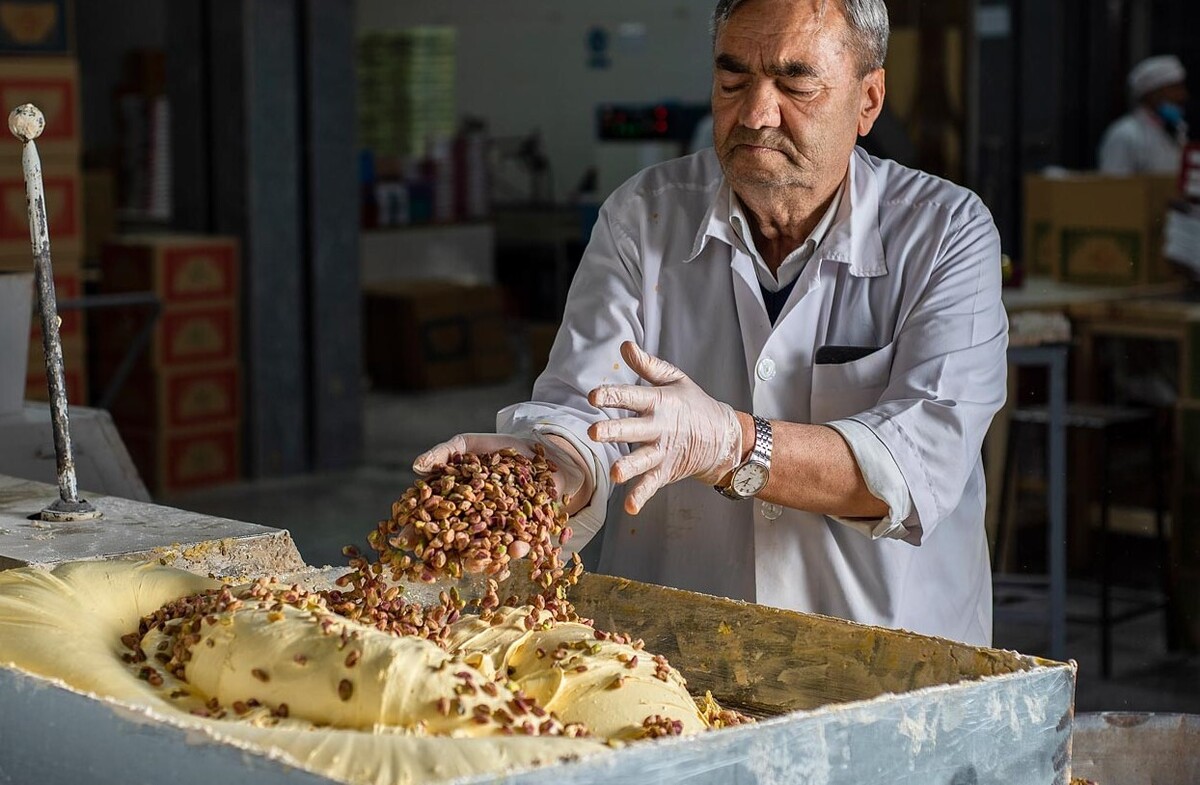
left=1156, top=101, right=1185, bottom=126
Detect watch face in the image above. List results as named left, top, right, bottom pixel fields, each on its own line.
left=732, top=461, right=769, bottom=497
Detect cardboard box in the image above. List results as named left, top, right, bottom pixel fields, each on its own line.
left=0, top=56, right=79, bottom=159
left=0, top=0, right=72, bottom=55
left=120, top=422, right=241, bottom=496
left=28, top=266, right=80, bottom=339
left=100, top=234, right=238, bottom=305
left=1023, top=173, right=1179, bottom=285
left=0, top=158, right=82, bottom=261
left=82, top=167, right=114, bottom=261
left=1181, top=143, right=1200, bottom=202
left=107, top=363, right=239, bottom=431
left=25, top=326, right=81, bottom=374
left=25, top=330, right=85, bottom=405
left=364, top=280, right=513, bottom=390
left=91, top=302, right=238, bottom=375
left=24, top=364, right=84, bottom=405
left=24, top=365, right=82, bottom=403
left=1022, top=174, right=1056, bottom=277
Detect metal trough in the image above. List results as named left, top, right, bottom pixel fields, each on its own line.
left=0, top=479, right=1077, bottom=784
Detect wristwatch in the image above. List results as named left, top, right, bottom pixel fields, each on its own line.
left=716, top=415, right=773, bottom=500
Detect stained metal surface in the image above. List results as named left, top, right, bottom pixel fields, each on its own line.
left=0, top=667, right=333, bottom=785
left=486, top=668, right=1075, bottom=785
left=0, top=475, right=305, bottom=576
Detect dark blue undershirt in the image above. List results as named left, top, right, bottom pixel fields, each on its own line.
left=760, top=277, right=799, bottom=325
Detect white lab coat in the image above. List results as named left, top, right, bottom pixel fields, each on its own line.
left=1098, top=107, right=1186, bottom=175
left=500, top=147, right=1008, bottom=646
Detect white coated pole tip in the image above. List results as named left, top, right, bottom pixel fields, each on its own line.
left=9, top=103, right=44, bottom=142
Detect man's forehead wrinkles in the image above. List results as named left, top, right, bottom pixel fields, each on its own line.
left=715, top=52, right=751, bottom=73
left=715, top=50, right=821, bottom=80
left=765, top=60, right=821, bottom=79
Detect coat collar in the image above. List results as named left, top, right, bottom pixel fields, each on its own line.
left=684, top=146, right=887, bottom=277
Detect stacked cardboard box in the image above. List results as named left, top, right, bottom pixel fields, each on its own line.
left=358, top=28, right=456, bottom=160
left=0, top=0, right=72, bottom=55
left=0, top=54, right=86, bottom=404
left=98, top=235, right=241, bottom=496
left=1023, top=173, right=1180, bottom=285
left=364, top=280, right=513, bottom=391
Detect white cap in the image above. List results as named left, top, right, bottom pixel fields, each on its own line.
left=1129, top=55, right=1187, bottom=99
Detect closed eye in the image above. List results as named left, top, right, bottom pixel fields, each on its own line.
left=778, top=79, right=824, bottom=99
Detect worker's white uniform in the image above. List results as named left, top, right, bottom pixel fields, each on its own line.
left=1098, top=107, right=1186, bottom=175
left=500, top=147, right=1008, bottom=646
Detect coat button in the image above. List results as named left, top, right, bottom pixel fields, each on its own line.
left=756, top=358, right=777, bottom=381
left=762, top=502, right=783, bottom=521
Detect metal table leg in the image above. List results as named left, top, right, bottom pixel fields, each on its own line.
left=999, top=343, right=1070, bottom=662
left=1046, top=345, right=1067, bottom=661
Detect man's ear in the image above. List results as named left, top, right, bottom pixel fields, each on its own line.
left=857, top=68, right=886, bottom=137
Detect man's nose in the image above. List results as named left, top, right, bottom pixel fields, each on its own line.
left=739, top=82, right=781, bottom=129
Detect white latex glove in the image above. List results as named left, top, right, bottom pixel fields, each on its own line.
left=587, top=341, right=743, bottom=515
left=412, top=433, right=593, bottom=514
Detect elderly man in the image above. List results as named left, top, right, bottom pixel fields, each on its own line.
left=1099, top=54, right=1190, bottom=175
left=416, top=0, right=1008, bottom=646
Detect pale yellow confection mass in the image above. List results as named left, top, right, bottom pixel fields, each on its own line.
left=0, top=559, right=712, bottom=784
left=446, top=608, right=706, bottom=739
left=180, top=602, right=535, bottom=736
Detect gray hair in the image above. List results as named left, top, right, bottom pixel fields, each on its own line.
left=710, top=0, right=889, bottom=77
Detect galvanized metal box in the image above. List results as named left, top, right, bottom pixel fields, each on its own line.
left=0, top=564, right=1075, bottom=785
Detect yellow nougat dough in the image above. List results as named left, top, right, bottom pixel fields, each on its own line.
left=0, top=560, right=715, bottom=784
left=0, top=559, right=219, bottom=698
left=183, top=591, right=706, bottom=739
left=0, top=561, right=606, bottom=785
left=183, top=603, right=522, bottom=736
left=447, top=608, right=706, bottom=739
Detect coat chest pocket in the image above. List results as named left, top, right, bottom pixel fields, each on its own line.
left=810, top=343, right=895, bottom=423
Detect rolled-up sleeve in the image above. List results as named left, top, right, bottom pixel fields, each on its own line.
left=826, top=419, right=914, bottom=541
left=498, top=199, right=648, bottom=548
left=848, top=204, right=1008, bottom=542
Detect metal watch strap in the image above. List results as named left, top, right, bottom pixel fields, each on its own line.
left=715, top=415, right=773, bottom=500
left=747, top=415, right=773, bottom=468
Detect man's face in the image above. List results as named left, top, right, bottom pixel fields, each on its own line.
left=1158, top=81, right=1189, bottom=108
left=711, top=0, right=884, bottom=193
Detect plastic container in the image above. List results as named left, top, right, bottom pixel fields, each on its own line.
left=0, top=272, right=33, bottom=414
left=1073, top=712, right=1200, bottom=784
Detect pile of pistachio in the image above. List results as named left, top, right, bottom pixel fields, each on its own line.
left=371, top=447, right=575, bottom=587
left=120, top=447, right=753, bottom=737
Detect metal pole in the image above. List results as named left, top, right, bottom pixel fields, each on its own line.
left=9, top=103, right=100, bottom=522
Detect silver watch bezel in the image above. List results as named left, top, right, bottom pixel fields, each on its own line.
left=729, top=458, right=770, bottom=497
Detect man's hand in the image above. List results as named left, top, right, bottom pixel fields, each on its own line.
left=413, top=433, right=593, bottom=515
left=587, top=341, right=742, bottom=514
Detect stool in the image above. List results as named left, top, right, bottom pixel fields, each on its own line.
left=995, top=403, right=1173, bottom=678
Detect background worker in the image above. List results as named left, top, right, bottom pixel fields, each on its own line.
left=1099, top=54, right=1190, bottom=175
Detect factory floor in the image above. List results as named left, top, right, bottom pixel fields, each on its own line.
left=167, top=363, right=1200, bottom=717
